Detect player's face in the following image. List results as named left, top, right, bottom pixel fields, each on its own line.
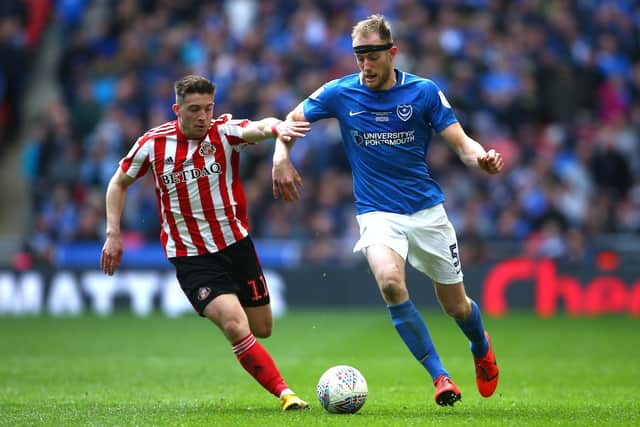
left=173, top=93, right=214, bottom=139
left=353, top=35, right=397, bottom=91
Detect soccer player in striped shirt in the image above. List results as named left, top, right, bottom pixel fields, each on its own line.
left=272, top=15, right=503, bottom=407
left=100, top=75, right=310, bottom=411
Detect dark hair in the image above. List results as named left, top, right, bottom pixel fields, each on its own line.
left=351, top=14, right=393, bottom=44
left=174, top=75, right=216, bottom=105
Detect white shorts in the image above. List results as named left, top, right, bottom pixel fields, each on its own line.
left=353, top=203, right=463, bottom=285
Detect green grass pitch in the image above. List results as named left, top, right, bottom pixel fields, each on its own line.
left=1, top=309, right=638, bottom=426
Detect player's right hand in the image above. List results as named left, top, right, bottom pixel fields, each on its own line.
left=100, top=235, right=123, bottom=275
left=477, top=148, right=504, bottom=174
left=272, top=158, right=303, bottom=202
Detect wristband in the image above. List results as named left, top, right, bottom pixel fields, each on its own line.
left=271, top=122, right=281, bottom=137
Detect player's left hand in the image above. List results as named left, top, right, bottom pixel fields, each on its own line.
left=274, top=120, right=310, bottom=142
left=478, top=149, right=503, bottom=174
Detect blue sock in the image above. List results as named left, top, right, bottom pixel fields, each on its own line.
left=388, top=299, right=448, bottom=382
left=455, top=300, right=488, bottom=357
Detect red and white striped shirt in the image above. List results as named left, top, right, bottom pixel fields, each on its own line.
left=119, top=114, right=256, bottom=258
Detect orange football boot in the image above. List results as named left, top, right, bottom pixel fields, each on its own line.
left=433, top=375, right=461, bottom=406
left=474, top=331, right=499, bottom=397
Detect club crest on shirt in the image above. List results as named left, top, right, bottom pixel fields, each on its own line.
left=350, top=130, right=364, bottom=145
left=396, top=104, right=413, bottom=121
left=197, top=287, right=211, bottom=301
left=199, top=141, right=216, bottom=156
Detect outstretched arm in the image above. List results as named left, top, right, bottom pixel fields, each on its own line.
left=242, top=116, right=309, bottom=143
left=440, top=122, right=503, bottom=174
left=272, top=102, right=307, bottom=201
left=100, top=168, right=136, bottom=275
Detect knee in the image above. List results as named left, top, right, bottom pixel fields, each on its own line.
left=251, top=322, right=272, bottom=338
left=219, top=317, right=248, bottom=341
left=377, top=269, right=408, bottom=303
left=442, top=300, right=471, bottom=321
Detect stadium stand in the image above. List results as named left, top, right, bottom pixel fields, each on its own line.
left=5, top=0, right=640, bottom=269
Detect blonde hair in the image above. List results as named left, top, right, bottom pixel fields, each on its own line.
left=351, top=14, right=393, bottom=43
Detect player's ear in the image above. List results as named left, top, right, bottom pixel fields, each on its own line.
left=389, top=46, right=398, bottom=60
left=172, top=103, right=179, bottom=116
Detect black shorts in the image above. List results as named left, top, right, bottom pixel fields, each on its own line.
left=169, top=237, right=270, bottom=316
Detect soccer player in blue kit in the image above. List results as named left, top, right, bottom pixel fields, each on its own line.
left=272, top=14, right=503, bottom=406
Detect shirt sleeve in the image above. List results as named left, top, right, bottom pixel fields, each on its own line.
left=303, top=79, right=339, bottom=122
left=120, top=135, right=151, bottom=179
left=422, top=80, right=458, bottom=133
left=217, top=114, right=253, bottom=150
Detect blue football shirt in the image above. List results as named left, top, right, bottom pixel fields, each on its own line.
left=303, top=69, right=458, bottom=215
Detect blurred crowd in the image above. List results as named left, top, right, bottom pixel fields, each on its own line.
left=14, top=0, right=640, bottom=268
left=0, top=0, right=50, bottom=153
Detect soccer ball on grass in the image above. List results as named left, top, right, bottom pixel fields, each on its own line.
left=316, top=365, right=368, bottom=414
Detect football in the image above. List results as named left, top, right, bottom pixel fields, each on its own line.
left=316, top=365, right=368, bottom=414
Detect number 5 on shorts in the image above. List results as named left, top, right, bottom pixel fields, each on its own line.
left=449, top=243, right=460, bottom=272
